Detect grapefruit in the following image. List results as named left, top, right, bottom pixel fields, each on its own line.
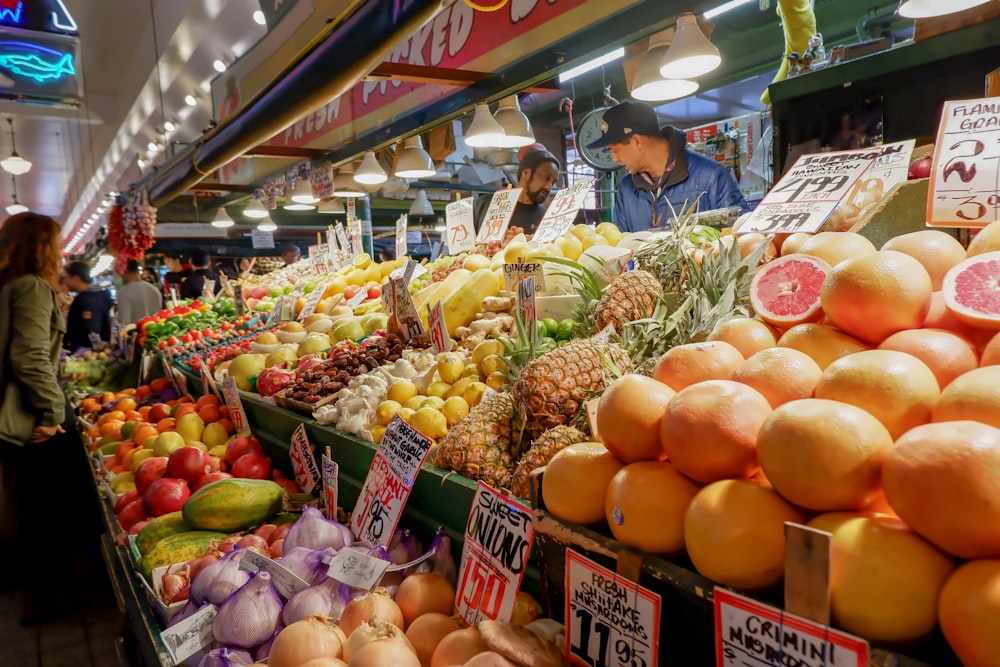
left=660, top=380, right=771, bottom=483
left=980, top=331, right=1000, bottom=366
left=821, top=250, right=933, bottom=344
left=684, top=479, right=805, bottom=590
left=942, top=251, right=1000, bottom=329
left=596, top=374, right=674, bottom=463
left=778, top=232, right=811, bottom=256
left=776, top=323, right=869, bottom=370
left=541, top=442, right=624, bottom=526
left=756, top=398, right=893, bottom=511
left=882, top=229, right=966, bottom=290
left=965, top=219, right=1000, bottom=257
left=732, top=347, right=822, bottom=408
left=883, top=420, right=1000, bottom=559
left=808, top=512, right=954, bottom=643
left=707, top=317, right=777, bottom=359
left=931, top=365, right=1000, bottom=429
left=651, top=341, right=744, bottom=392
left=749, top=254, right=830, bottom=328
left=938, top=559, right=1000, bottom=667
left=877, top=328, right=978, bottom=389
left=813, top=349, right=940, bottom=439
left=604, top=461, right=701, bottom=555
left=797, top=231, right=876, bottom=268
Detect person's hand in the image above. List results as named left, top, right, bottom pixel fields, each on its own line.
left=29, top=424, right=64, bottom=443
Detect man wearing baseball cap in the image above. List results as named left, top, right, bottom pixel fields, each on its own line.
left=475, top=145, right=561, bottom=236
left=587, top=100, right=748, bottom=231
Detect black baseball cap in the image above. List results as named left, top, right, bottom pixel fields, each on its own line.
left=586, top=100, right=661, bottom=149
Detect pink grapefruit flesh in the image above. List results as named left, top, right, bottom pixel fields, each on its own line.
left=943, top=251, right=1000, bottom=330
left=750, top=254, right=831, bottom=327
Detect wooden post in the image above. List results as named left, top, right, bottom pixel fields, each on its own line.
left=784, top=522, right=832, bottom=624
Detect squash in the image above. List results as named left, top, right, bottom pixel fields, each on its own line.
left=182, top=478, right=283, bottom=532
left=441, top=268, right=501, bottom=334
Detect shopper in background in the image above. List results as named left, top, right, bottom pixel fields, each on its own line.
left=181, top=247, right=222, bottom=299
left=220, top=256, right=255, bottom=281
left=281, top=244, right=302, bottom=266
left=163, top=254, right=190, bottom=297
left=587, top=100, right=749, bottom=232
left=64, top=260, right=113, bottom=351
left=116, top=259, right=163, bottom=324
left=474, top=146, right=561, bottom=236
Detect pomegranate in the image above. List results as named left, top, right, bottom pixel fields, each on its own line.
left=135, top=456, right=169, bottom=495
left=166, top=446, right=211, bottom=483
left=908, top=156, right=932, bottom=180
left=118, top=499, right=147, bottom=531
left=193, top=471, right=233, bottom=491
left=114, top=489, right=141, bottom=514
left=225, top=437, right=264, bottom=465
left=231, top=452, right=272, bottom=479
left=273, top=477, right=300, bottom=493
left=128, top=519, right=151, bottom=535
left=142, top=477, right=191, bottom=517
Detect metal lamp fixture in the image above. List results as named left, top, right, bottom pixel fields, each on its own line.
left=1, top=118, right=31, bottom=176
left=284, top=176, right=317, bottom=211
left=257, top=216, right=277, bottom=232
left=243, top=189, right=269, bottom=218
left=493, top=96, right=535, bottom=148
left=394, top=136, right=436, bottom=178
left=354, top=150, right=388, bottom=184
left=632, top=31, right=699, bottom=102
left=5, top=175, right=27, bottom=215
left=898, top=0, right=991, bottom=17
left=317, top=198, right=346, bottom=214
left=333, top=165, right=366, bottom=197
left=464, top=103, right=508, bottom=148
left=210, top=206, right=235, bottom=227
left=659, top=13, right=721, bottom=80
left=409, top=189, right=434, bottom=217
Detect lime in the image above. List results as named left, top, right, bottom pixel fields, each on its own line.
left=541, top=336, right=557, bottom=348
left=535, top=321, right=547, bottom=341
left=540, top=318, right=559, bottom=338
left=557, top=319, right=577, bottom=340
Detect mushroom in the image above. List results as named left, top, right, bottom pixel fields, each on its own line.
left=477, top=621, right=566, bottom=667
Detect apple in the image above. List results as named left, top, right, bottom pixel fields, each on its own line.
left=231, top=453, right=272, bottom=480
left=166, top=446, right=211, bottom=483
left=148, top=403, right=172, bottom=423
left=193, top=471, right=233, bottom=492
left=135, top=456, right=169, bottom=495
left=118, top=499, right=146, bottom=531
left=225, top=437, right=264, bottom=465
left=114, top=489, right=141, bottom=514
left=143, top=478, right=191, bottom=517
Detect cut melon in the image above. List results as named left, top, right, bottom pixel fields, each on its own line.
left=942, top=251, right=1000, bottom=329
left=750, top=254, right=830, bottom=327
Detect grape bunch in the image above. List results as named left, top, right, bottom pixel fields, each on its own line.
left=480, top=226, right=525, bottom=259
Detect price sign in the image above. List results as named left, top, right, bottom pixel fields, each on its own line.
left=844, top=140, right=914, bottom=209
left=503, top=262, right=546, bottom=293
left=199, top=358, right=217, bottom=399
left=534, top=178, right=596, bottom=243
left=289, top=424, right=320, bottom=494
left=335, top=223, right=351, bottom=257
left=565, top=550, right=661, bottom=667
left=222, top=375, right=251, bottom=436
left=392, top=276, right=426, bottom=343
left=714, top=589, right=868, bottom=667
left=311, top=255, right=329, bottom=277
left=251, top=228, right=275, bottom=249
left=396, top=215, right=408, bottom=259
left=476, top=188, right=521, bottom=244
left=168, top=285, right=180, bottom=309
left=325, top=548, right=391, bottom=590
left=233, top=285, right=245, bottom=316
left=348, top=219, right=363, bottom=256
left=428, top=300, right=451, bottom=354
left=239, top=550, right=311, bottom=599
left=266, top=296, right=283, bottom=327
left=456, top=482, right=535, bottom=624
left=446, top=198, right=476, bottom=254
left=928, top=98, right=1000, bottom=228
left=592, top=323, right=616, bottom=343
left=345, top=287, right=368, bottom=310
left=160, top=603, right=217, bottom=664
left=298, top=285, right=326, bottom=321
left=310, top=162, right=334, bottom=199
left=110, top=319, right=122, bottom=351
left=381, top=279, right=395, bottom=320
left=322, top=453, right=339, bottom=520
left=518, top=276, right=536, bottom=345
left=349, top=415, right=433, bottom=546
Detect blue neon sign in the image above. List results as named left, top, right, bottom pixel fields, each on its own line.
left=0, top=0, right=76, bottom=34
left=0, top=2, right=23, bottom=26
left=0, top=40, right=73, bottom=82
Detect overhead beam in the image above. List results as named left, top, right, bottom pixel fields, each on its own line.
left=367, top=62, right=560, bottom=93
left=243, top=145, right=331, bottom=159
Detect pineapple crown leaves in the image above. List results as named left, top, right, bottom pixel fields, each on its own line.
left=494, top=307, right=556, bottom=381
left=539, top=256, right=603, bottom=301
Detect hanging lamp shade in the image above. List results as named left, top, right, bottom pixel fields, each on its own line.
left=5, top=201, right=27, bottom=215
left=317, top=198, right=346, bottom=214
left=211, top=207, right=235, bottom=227
left=354, top=150, right=388, bottom=184
left=1, top=118, right=31, bottom=175
left=659, top=13, right=721, bottom=80
left=898, top=0, right=990, bottom=17
left=243, top=191, right=269, bottom=218
left=289, top=176, right=318, bottom=204
left=394, top=136, right=437, bottom=178
left=493, top=96, right=535, bottom=148
left=257, top=216, right=277, bottom=232
left=333, top=165, right=365, bottom=197
left=632, top=32, right=699, bottom=102
left=464, top=103, right=508, bottom=148
left=409, top=190, right=434, bottom=217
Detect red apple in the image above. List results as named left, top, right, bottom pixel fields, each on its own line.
left=118, top=499, right=147, bottom=531
left=205, top=455, right=223, bottom=473
left=148, top=403, right=172, bottom=423
left=274, top=477, right=301, bottom=494
left=192, top=471, right=233, bottom=492
left=114, top=489, right=141, bottom=514
left=225, top=437, right=264, bottom=465
left=166, top=446, right=211, bottom=483
left=142, top=477, right=191, bottom=517
left=135, top=456, right=169, bottom=495
left=231, top=453, right=272, bottom=479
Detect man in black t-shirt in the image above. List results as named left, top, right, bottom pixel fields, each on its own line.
left=64, top=261, right=113, bottom=351
left=475, top=147, right=561, bottom=236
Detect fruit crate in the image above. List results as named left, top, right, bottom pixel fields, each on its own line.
left=849, top=178, right=961, bottom=249
left=528, top=472, right=958, bottom=667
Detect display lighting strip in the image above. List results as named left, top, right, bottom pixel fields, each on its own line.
left=558, top=47, right=625, bottom=83
left=703, top=0, right=755, bottom=20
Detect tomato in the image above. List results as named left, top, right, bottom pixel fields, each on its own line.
left=367, top=284, right=382, bottom=299
left=181, top=333, right=193, bottom=343
left=167, top=335, right=179, bottom=346
left=159, top=340, right=169, bottom=350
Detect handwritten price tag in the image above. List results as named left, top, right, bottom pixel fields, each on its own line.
left=428, top=301, right=451, bottom=354
left=222, top=376, right=251, bottom=437
left=518, top=276, right=536, bottom=345
left=298, top=285, right=326, bottom=320
left=534, top=178, right=595, bottom=243
left=477, top=188, right=521, bottom=244
left=446, top=198, right=476, bottom=254
left=565, top=550, right=661, bottom=667
left=233, top=285, right=245, bottom=316
left=391, top=277, right=426, bottom=343
left=586, top=398, right=601, bottom=442
left=348, top=219, right=363, bottom=257
left=928, top=98, right=1000, bottom=228
left=346, top=288, right=368, bottom=310
left=396, top=215, right=408, bottom=259
left=289, top=424, right=320, bottom=494
left=335, top=223, right=351, bottom=257
left=322, top=454, right=339, bottom=520
left=238, top=550, right=311, bottom=599
left=311, top=162, right=334, bottom=199
left=160, top=603, right=217, bottom=664
left=504, top=262, right=546, bottom=293
left=456, top=482, right=535, bottom=624
left=326, top=549, right=390, bottom=590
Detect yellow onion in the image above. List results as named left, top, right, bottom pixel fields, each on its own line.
left=343, top=618, right=414, bottom=663
left=510, top=591, right=542, bottom=625
left=349, top=639, right=420, bottom=667
left=430, top=627, right=489, bottom=667
left=405, top=612, right=461, bottom=667
left=268, top=613, right=345, bottom=667
left=339, top=587, right=403, bottom=636
left=300, top=659, right=348, bottom=667
left=395, top=573, right=457, bottom=628
left=463, top=652, right=517, bottom=667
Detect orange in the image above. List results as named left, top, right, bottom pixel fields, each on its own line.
left=131, top=424, right=159, bottom=448
left=684, top=479, right=805, bottom=590
left=882, top=229, right=966, bottom=291
left=778, top=232, right=811, bottom=256
left=195, top=394, right=220, bottom=409
left=660, top=380, right=771, bottom=483
left=931, top=366, right=1000, bottom=428
left=732, top=347, right=822, bottom=407
left=541, top=442, right=625, bottom=525
left=217, top=418, right=234, bottom=434
left=651, top=341, right=744, bottom=392
left=85, top=425, right=100, bottom=441
left=941, top=251, right=1000, bottom=330
left=924, top=291, right=979, bottom=336
left=938, top=560, right=1000, bottom=667
left=197, top=405, right=222, bottom=424
left=708, top=317, right=778, bottom=359
left=883, top=420, right=1000, bottom=559
left=124, top=410, right=143, bottom=422
left=596, top=374, right=674, bottom=463
left=809, top=512, right=954, bottom=643
left=965, top=219, right=1000, bottom=257
left=797, top=231, right=876, bottom=268
left=878, top=328, right=978, bottom=389
left=99, top=420, right=124, bottom=439
left=173, top=403, right=197, bottom=419
left=820, top=250, right=933, bottom=344
left=861, top=489, right=900, bottom=519
left=219, top=406, right=230, bottom=420
left=116, top=397, right=137, bottom=412
left=120, top=388, right=136, bottom=397
left=80, top=398, right=100, bottom=414
left=134, top=385, right=151, bottom=400
left=99, top=410, right=126, bottom=426
left=776, top=323, right=869, bottom=370
left=604, top=461, right=700, bottom=555
left=138, top=406, right=152, bottom=421
left=156, top=417, right=176, bottom=433
left=813, top=349, right=940, bottom=439
left=734, top=233, right=777, bottom=261
left=757, top=398, right=893, bottom=511
left=150, top=378, right=170, bottom=393
left=100, top=391, right=115, bottom=404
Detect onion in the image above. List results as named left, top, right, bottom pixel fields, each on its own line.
left=349, top=638, right=420, bottom=667
left=342, top=618, right=414, bottom=663
left=462, top=652, right=517, bottom=667
left=430, top=627, right=489, bottom=667
left=405, top=613, right=461, bottom=667
left=339, top=587, right=403, bottom=636
left=270, top=539, right=285, bottom=559
left=213, top=571, right=283, bottom=649
left=270, top=522, right=293, bottom=544
left=300, top=659, right=348, bottom=667
left=510, top=591, right=542, bottom=626
left=255, top=524, right=278, bottom=543
left=237, top=534, right=270, bottom=554
left=395, top=573, right=456, bottom=628
left=188, top=554, right=222, bottom=581
left=268, top=613, right=345, bottom=667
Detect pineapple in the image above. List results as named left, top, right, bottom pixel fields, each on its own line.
left=592, top=269, right=663, bottom=334
left=510, top=425, right=588, bottom=499
left=434, top=391, right=519, bottom=489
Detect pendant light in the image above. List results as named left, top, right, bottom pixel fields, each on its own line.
left=897, top=0, right=991, bottom=17
left=493, top=96, right=535, bottom=148
left=5, top=175, right=27, bottom=214
left=317, top=198, right=346, bottom=214
left=659, top=13, right=721, bottom=80
left=464, top=103, right=508, bottom=148
left=243, top=189, right=269, bottom=218
left=394, top=136, right=436, bottom=178
left=632, top=31, right=699, bottom=102
left=284, top=175, right=317, bottom=211
left=409, top=189, right=434, bottom=217
left=333, top=165, right=365, bottom=197
left=1, top=118, right=31, bottom=176
left=210, top=206, right=235, bottom=227
left=354, top=150, right=387, bottom=185
left=257, top=216, right=277, bottom=232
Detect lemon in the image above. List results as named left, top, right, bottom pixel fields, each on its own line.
left=410, top=407, right=448, bottom=440
left=555, top=233, right=583, bottom=260
left=480, top=355, right=510, bottom=376
left=462, top=363, right=482, bottom=379
left=462, top=254, right=491, bottom=271
left=352, top=252, right=372, bottom=269
left=130, top=448, right=155, bottom=472
left=363, top=264, right=382, bottom=284
left=527, top=244, right=563, bottom=261
left=599, top=228, right=624, bottom=246
left=370, top=425, right=386, bottom=443
left=346, top=268, right=366, bottom=286
left=582, top=234, right=610, bottom=250
left=437, top=353, right=466, bottom=384
left=595, top=222, right=620, bottom=235
left=403, top=395, right=427, bottom=411
left=442, top=396, right=470, bottom=426
left=421, top=396, right=446, bottom=411
left=486, top=371, right=510, bottom=390
left=570, top=224, right=593, bottom=240
left=375, top=400, right=402, bottom=426
left=387, top=379, right=418, bottom=404
left=446, top=376, right=477, bottom=399
left=396, top=407, right=415, bottom=424
left=471, top=339, right=503, bottom=364
left=426, top=381, right=452, bottom=398
left=326, top=276, right=349, bottom=296
left=463, top=381, right=487, bottom=407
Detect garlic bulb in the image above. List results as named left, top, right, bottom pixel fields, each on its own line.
left=283, top=506, right=349, bottom=551
left=282, top=577, right=349, bottom=626
left=277, top=546, right=336, bottom=585
left=191, top=547, right=251, bottom=606
left=197, top=647, right=254, bottom=667
left=213, top=571, right=283, bottom=649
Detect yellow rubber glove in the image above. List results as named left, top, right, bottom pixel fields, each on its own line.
left=760, top=0, right=817, bottom=105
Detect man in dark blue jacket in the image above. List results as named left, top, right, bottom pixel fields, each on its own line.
left=587, top=100, right=749, bottom=232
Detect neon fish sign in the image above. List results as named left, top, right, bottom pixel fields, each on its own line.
left=0, top=41, right=74, bottom=82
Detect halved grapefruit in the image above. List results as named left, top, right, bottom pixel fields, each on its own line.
left=750, top=253, right=831, bottom=328
left=942, top=251, right=1000, bottom=330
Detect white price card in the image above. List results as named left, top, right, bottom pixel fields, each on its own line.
left=266, top=296, right=284, bottom=327
left=322, top=454, right=339, bottom=520
left=160, top=603, right=217, bottom=664
left=251, top=228, right=275, bottom=249
left=456, top=482, right=535, bottom=624
left=396, top=215, right=408, bottom=259
left=391, top=276, right=426, bottom=343
left=238, top=550, right=311, bottom=599
left=335, top=223, right=351, bottom=256
left=221, top=375, right=251, bottom=437
left=346, top=287, right=369, bottom=310
left=311, top=162, right=334, bottom=199
left=928, top=98, right=1000, bottom=228
left=534, top=178, right=596, bottom=243
left=518, top=276, right=536, bottom=345
left=476, top=188, right=521, bottom=244
left=585, top=398, right=601, bottom=442
left=168, top=285, right=180, bottom=309
left=565, top=550, right=661, bottom=667
left=289, top=424, right=320, bottom=494
left=349, top=415, right=433, bottom=546
left=233, top=284, right=245, bottom=316
left=504, top=262, right=546, bottom=293
left=199, top=358, right=218, bottom=399
left=348, top=219, right=363, bottom=256
left=325, top=548, right=391, bottom=590
left=844, top=140, right=915, bottom=209
left=298, top=285, right=326, bottom=321
left=446, top=197, right=476, bottom=254
left=311, top=255, right=328, bottom=277
left=714, top=589, right=868, bottom=667
left=428, top=300, right=451, bottom=355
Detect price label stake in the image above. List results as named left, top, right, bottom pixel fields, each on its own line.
left=504, top=262, right=546, bottom=293
left=476, top=188, right=521, bottom=244
left=238, top=550, right=311, bottom=599
left=160, top=603, right=217, bottom=664
left=289, top=424, right=320, bottom=494
left=233, top=285, right=245, bottom=316
left=396, top=214, right=408, bottom=259
left=446, top=197, right=476, bottom=254
left=533, top=178, right=596, bottom=243
left=518, top=276, right=536, bottom=345
left=322, top=449, right=339, bottom=520
left=325, top=549, right=391, bottom=591
left=298, top=284, right=326, bottom=321
left=222, top=375, right=251, bottom=437
left=391, top=276, right=426, bottom=343
left=428, top=300, right=451, bottom=354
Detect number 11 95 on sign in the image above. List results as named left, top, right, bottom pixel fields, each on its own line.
left=571, top=608, right=648, bottom=667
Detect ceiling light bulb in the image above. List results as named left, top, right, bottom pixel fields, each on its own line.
left=394, top=136, right=437, bottom=178
left=1, top=153, right=31, bottom=175
left=409, top=190, right=435, bottom=217
left=185, top=94, right=197, bottom=106
left=333, top=165, right=365, bottom=197
left=464, top=103, right=508, bottom=148
left=211, top=207, right=235, bottom=227
left=317, top=198, right=346, bottom=214
left=213, top=59, right=226, bottom=73
left=253, top=10, right=266, bottom=25
left=244, top=194, right=269, bottom=219
left=163, top=121, right=176, bottom=132
left=897, top=0, right=991, bottom=17
left=6, top=201, right=28, bottom=215
left=289, top=177, right=317, bottom=204
left=148, top=142, right=159, bottom=152
left=493, top=96, right=535, bottom=148
left=632, top=33, right=699, bottom=101
left=659, top=13, right=721, bottom=80
left=257, top=217, right=277, bottom=232
left=354, top=151, right=387, bottom=184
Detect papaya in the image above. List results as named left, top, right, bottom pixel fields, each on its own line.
left=139, top=530, right=228, bottom=581
left=182, top=478, right=283, bottom=532
left=135, top=511, right=191, bottom=556
left=441, top=268, right=501, bottom=333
